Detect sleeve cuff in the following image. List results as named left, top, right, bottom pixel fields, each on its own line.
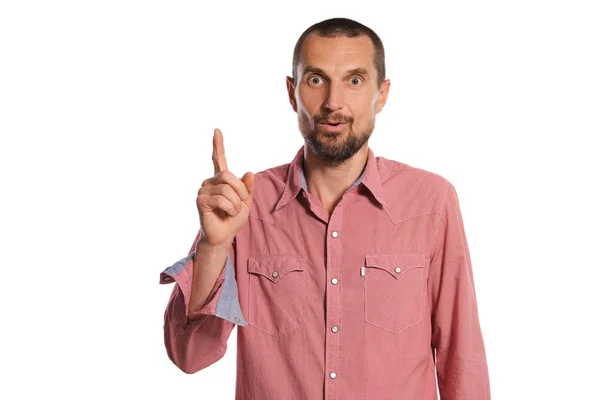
left=160, top=250, right=247, bottom=326
left=160, top=252, right=194, bottom=284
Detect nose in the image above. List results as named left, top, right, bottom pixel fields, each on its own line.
left=324, top=81, right=344, bottom=111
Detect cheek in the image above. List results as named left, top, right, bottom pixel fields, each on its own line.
left=298, top=86, right=324, bottom=111
left=295, top=103, right=313, bottom=128
left=296, top=101, right=313, bottom=122
left=349, top=96, right=374, bottom=117
left=355, top=94, right=379, bottom=118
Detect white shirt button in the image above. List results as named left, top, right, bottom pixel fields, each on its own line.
left=394, top=267, right=402, bottom=273
left=331, top=326, right=339, bottom=333
left=272, top=271, right=279, bottom=278
left=330, top=372, right=337, bottom=379
left=331, top=231, right=339, bottom=238
left=331, top=278, right=339, bottom=285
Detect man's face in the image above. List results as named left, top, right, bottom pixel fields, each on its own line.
left=287, top=33, right=390, bottom=165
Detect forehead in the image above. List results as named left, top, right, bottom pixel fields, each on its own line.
left=298, top=33, right=376, bottom=74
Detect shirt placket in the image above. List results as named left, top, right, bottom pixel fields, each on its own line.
left=324, top=205, right=344, bottom=400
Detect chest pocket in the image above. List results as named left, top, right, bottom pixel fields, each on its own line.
left=247, top=256, right=308, bottom=337
left=363, top=253, right=427, bottom=333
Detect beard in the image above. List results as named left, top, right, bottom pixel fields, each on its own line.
left=300, top=111, right=374, bottom=166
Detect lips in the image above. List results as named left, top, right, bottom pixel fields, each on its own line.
left=318, top=122, right=347, bottom=132
left=319, top=121, right=346, bottom=126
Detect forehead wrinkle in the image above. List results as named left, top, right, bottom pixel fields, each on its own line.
left=301, top=64, right=371, bottom=79
left=301, top=46, right=374, bottom=78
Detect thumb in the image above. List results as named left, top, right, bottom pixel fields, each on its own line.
left=241, top=171, right=255, bottom=204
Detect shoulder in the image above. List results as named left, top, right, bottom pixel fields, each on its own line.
left=378, top=155, right=453, bottom=189
left=376, top=155, right=455, bottom=216
left=253, top=161, right=289, bottom=193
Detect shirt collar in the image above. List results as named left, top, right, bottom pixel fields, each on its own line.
left=274, top=146, right=388, bottom=212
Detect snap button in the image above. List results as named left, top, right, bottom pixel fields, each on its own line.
left=331, top=231, right=339, bottom=238
left=331, top=277, right=339, bottom=285
left=272, top=271, right=279, bottom=278
left=394, top=267, right=401, bottom=273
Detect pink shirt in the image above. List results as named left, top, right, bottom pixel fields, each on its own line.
left=160, top=146, right=491, bottom=399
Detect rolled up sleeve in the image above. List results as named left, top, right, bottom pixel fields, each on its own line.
left=160, top=230, right=247, bottom=374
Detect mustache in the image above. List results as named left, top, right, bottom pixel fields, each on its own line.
left=314, top=112, right=353, bottom=124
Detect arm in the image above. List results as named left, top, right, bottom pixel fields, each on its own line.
left=160, top=229, right=247, bottom=374
left=428, top=182, right=491, bottom=399
left=160, top=127, right=253, bottom=374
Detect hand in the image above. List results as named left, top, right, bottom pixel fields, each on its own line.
left=196, top=128, right=254, bottom=248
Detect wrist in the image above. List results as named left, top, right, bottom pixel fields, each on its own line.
left=196, top=236, right=232, bottom=256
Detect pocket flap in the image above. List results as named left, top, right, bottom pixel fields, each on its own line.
left=365, top=253, right=426, bottom=279
left=247, top=256, right=306, bottom=283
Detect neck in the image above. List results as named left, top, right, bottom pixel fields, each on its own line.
left=302, top=143, right=369, bottom=213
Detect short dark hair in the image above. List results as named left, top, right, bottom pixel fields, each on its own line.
left=292, top=18, right=386, bottom=88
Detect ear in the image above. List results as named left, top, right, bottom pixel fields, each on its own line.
left=286, top=76, right=297, bottom=112
left=375, top=79, right=391, bottom=114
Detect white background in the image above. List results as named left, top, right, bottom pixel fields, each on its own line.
left=1, top=1, right=599, bottom=399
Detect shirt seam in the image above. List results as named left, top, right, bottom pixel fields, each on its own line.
left=429, top=181, right=452, bottom=262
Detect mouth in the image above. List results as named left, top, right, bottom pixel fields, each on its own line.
left=318, top=122, right=347, bottom=132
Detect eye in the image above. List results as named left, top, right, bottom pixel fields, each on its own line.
left=349, top=76, right=363, bottom=86
left=308, top=75, right=324, bottom=85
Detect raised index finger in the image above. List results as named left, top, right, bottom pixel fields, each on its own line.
left=212, top=128, right=229, bottom=174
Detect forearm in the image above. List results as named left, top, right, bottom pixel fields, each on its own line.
left=188, top=238, right=231, bottom=316
left=161, top=238, right=234, bottom=374
left=160, top=229, right=246, bottom=374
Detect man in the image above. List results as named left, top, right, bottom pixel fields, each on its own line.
left=160, top=17, right=491, bottom=399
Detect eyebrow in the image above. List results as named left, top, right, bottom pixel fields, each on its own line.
left=302, top=65, right=370, bottom=78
